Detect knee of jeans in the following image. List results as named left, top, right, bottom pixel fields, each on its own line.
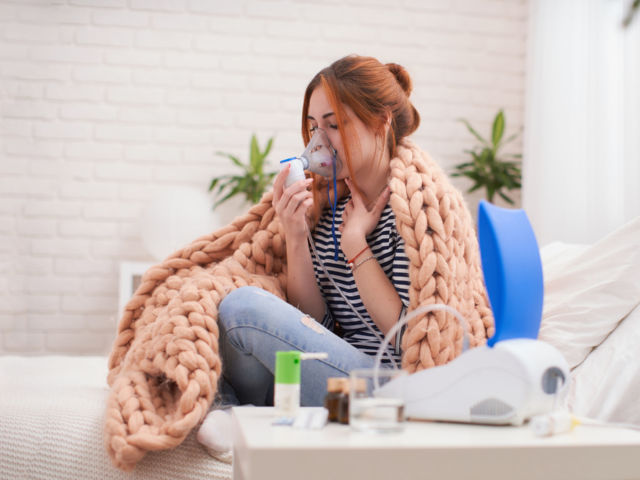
left=218, top=285, right=264, bottom=330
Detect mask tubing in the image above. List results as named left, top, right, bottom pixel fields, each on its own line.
left=306, top=227, right=399, bottom=368
left=372, top=304, right=470, bottom=390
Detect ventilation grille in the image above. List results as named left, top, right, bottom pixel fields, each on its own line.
left=470, top=398, right=514, bottom=419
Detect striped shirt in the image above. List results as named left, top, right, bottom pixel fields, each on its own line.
left=310, top=195, right=410, bottom=365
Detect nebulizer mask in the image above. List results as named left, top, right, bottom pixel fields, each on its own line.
left=280, top=128, right=342, bottom=186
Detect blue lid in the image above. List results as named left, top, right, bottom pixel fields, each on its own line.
left=477, top=200, right=544, bottom=347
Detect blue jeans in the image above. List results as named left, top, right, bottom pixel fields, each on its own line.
left=217, top=286, right=381, bottom=407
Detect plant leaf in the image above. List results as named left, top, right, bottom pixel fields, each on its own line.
left=214, top=182, right=245, bottom=208
left=459, top=118, right=489, bottom=147
left=256, top=137, right=273, bottom=176
left=250, top=134, right=260, bottom=174
left=502, top=132, right=519, bottom=145
left=214, top=178, right=235, bottom=194
left=486, top=185, right=496, bottom=203
left=498, top=190, right=515, bottom=204
left=216, top=152, right=244, bottom=169
left=492, top=110, right=505, bottom=148
left=478, top=148, right=491, bottom=168
left=262, top=137, right=274, bottom=160
left=453, top=161, right=474, bottom=170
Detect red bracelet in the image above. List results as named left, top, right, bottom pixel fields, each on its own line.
left=347, top=245, right=370, bottom=265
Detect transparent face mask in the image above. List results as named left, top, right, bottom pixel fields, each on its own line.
left=300, top=128, right=342, bottom=178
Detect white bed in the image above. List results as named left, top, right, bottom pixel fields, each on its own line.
left=0, top=356, right=231, bottom=480
left=1, top=217, right=638, bottom=479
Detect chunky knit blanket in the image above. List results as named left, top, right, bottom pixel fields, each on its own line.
left=105, top=139, right=494, bottom=470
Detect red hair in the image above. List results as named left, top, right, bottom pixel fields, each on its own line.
left=301, top=55, right=420, bottom=224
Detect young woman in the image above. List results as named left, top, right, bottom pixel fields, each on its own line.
left=198, top=55, right=436, bottom=453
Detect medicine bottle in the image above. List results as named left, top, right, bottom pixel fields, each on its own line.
left=274, top=351, right=329, bottom=419
left=324, top=377, right=347, bottom=423
left=274, top=351, right=301, bottom=419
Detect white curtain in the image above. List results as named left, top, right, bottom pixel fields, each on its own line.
left=523, top=0, right=640, bottom=246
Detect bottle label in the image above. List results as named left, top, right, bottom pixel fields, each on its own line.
left=274, top=383, right=300, bottom=417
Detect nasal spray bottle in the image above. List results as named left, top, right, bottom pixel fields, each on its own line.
left=280, top=128, right=341, bottom=187
left=274, top=351, right=328, bottom=419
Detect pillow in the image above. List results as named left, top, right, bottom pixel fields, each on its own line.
left=538, top=216, right=640, bottom=370
left=565, top=303, right=640, bottom=425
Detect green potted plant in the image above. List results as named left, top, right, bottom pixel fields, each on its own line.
left=623, top=0, right=639, bottom=27
left=452, top=110, right=522, bottom=205
left=209, top=134, right=278, bottom=208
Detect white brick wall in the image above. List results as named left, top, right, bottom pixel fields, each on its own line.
left=0, top=0, right=527, bottom=355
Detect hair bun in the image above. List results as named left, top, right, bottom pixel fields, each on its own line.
left=386, top=63, right=412, bottom=96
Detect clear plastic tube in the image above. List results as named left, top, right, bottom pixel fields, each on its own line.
left=372, top=303, right=470, bottom=390
left=306, top=228, right=399, bottom=368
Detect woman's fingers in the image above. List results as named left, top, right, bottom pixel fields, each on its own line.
left=287, top=197, right=313, bottom=226
left=275, top=177, right=312, bottom=210
left=272, top=164, right=290, bottom=204
left=298, top=198, right=313, bottom=216
left=344, top=199, right=353, bottom=215
left=283, top=189, right=312, bottom=218
left=345, top=177, right=365, bottom=209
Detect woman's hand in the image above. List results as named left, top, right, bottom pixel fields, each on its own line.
left=272, top=164, right=314, bottom=240
left=340, top=178, right=390, bottom=257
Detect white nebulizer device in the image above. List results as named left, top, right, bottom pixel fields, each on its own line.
left=280, top=128, right=342, bottom=187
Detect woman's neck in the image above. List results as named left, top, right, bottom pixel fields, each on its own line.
left=358, top=148, right=391, bottom=207
left=358, top=171, right=389, bottom=207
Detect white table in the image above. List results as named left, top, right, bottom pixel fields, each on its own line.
left=232, top=407, right=640, bottom=480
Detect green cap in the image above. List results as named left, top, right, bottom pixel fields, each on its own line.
left=275, top=351, right=301, bottom=384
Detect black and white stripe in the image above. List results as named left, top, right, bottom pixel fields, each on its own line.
left=310, top=195, right=410, bottom=365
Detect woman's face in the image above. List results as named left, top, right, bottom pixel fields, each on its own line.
left=307, top=86, right=383, bottom=181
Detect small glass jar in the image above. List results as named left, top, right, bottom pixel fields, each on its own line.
left=339, top=377, right=367, bottom=425
left=324, top=377, right=347, bottom=423
left=338, top=391, right=350, bottom=424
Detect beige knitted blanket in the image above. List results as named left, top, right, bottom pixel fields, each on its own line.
left=105, top=140, right=494, bottom=470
